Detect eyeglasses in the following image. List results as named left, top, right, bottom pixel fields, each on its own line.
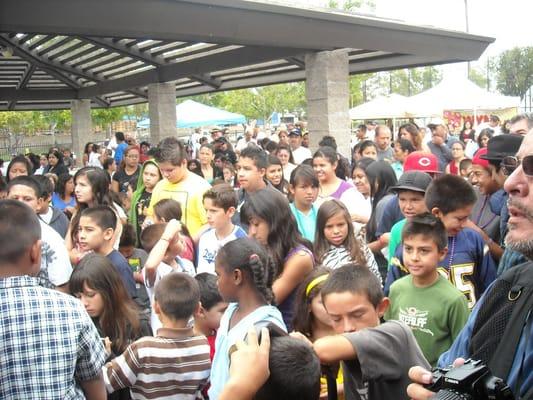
left=501, top=155, right=533, bottom=177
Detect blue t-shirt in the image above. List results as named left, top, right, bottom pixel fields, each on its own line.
left=106, top=250, right=136, bottom=298
left=208, top=303, right=286, bottom=400
left=289, top=203, right=317, bottom=242
left=438, top=277, right=533, bottom=398
left=51, top=192, right=76, bottom=211
left=114, top=142, right=128, bottom=164
left=376, top=195, right=404, bottom=237
left=385, top=228, right=497, bottom=309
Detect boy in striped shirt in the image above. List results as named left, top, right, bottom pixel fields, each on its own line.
left=103, top=273, right=211, bottom=399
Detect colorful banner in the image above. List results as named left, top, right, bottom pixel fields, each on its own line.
left=443, top=107, right=518, bottom=129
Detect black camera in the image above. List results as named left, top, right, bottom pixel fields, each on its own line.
left=424, top=359, right=514, bottom=400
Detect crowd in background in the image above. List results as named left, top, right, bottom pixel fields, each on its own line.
left=1, top=112, right=532, bottom=400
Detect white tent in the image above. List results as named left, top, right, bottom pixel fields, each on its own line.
left=406, top=76, right=520, bottom=117
left=349, top=94, right=410, bottom=120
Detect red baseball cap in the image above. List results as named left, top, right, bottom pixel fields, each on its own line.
left=472, top=147, right=490, bottom=169
left=403, top=151, right=440, bottom=174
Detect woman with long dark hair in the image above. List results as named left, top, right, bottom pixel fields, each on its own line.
left=398, top=122, right=430, bottom=153
left=242, top=188, right=314, bottom=330
left=111, top=145, right=140, bottom=193
left=66, top=167, right=126, bottom=262
left=460, top=120, right=476, bottom=144
left=52, top=173, right=76, bottom=214
left=265, top=154, right=289, bottom=195
left=313, top=146, right=371, bottom=224
left=46, top=149, right=69, bottom=176
left=364, top=161, right=398, bottom=278
left=70, top=254, right=151, bottom=399
left=6, top=155, right=32, bottom=182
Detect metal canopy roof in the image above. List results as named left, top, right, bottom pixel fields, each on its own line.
left=0, top=0, right=494, bottom=111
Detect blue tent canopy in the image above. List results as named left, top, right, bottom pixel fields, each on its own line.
left=136, top=99, right=246, bottom=129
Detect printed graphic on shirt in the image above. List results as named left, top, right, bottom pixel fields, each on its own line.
left=38, top=242, right=56, bottom=289
left=438, top=264, right=476, bottom=309
left=202, top=248, right=216, bottom=266
left=398, top=307, right=433, bottom=336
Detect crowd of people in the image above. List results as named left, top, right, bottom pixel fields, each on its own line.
left=0, top=114, right=532, bottom=400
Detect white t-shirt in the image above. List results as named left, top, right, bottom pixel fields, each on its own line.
left=291, top=146, right=312, bottom=165
left=235, top=138, right=257, bottom=152
left=39, top=220, right=72, bottom=288
left=40, top=207, right=54, bottom=224
left=143, top=258, right=195, bottom=332
left=88, top=152, right=102, bottom=168
left=196, top=225, right=247, bottom=274
left=283, top=163, right=297, bottom=181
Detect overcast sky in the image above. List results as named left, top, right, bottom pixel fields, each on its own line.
left=273, top=0, right=531, bottom=75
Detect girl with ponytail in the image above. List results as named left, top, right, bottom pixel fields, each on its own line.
left=208, top=237, right=286, bottom=400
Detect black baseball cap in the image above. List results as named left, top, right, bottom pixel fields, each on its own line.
left=480, top=134, right=523, bottom=161
left=390, top=171, right=432, bottom=194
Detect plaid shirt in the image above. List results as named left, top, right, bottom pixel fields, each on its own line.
left=0, top=275, right=106, bottom=399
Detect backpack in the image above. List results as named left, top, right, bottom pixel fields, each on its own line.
left=469, top=261, right=533, bottom=399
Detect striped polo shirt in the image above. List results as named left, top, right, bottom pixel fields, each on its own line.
left=104, top=327, right=211, bottom=399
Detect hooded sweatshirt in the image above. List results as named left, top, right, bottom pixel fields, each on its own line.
left=129, top=159, right=161, bottom=245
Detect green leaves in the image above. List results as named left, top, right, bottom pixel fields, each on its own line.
left=496, top=47, right=533, bottom=98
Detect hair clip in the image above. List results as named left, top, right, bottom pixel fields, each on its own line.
left=249, top=253, right=260, bottom=262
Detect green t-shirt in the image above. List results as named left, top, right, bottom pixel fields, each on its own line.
left=384, top=275, right=470, bottom=366
left=388, top=218, right=406, bottom=265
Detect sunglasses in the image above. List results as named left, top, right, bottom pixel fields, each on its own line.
left=501, top=155, right=533, bottom=177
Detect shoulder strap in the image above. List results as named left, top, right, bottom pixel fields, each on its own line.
left=488, top=263, right=533, bottom=380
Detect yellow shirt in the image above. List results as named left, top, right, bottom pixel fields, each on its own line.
left=147, top=172, right=211, bottom=237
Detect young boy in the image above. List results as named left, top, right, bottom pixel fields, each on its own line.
left=232, top=146, right=269, bottom=231
left=33, top=174, right=69, bottom=238
left=140, top=220, right=195, bottom=332
left=384, top=213, right=470, bottom=366
left=194, top=273, right=228, bottom=360
left=119, top=223, right=151, bottom=311
left=147, top=137, right=210, bottom=237
left=302, top=264, right=430, bottom=400
left=78, top=206, right=137, bottom=298
left=103, top=273, right=211, bottom=400
left=197, top=184, right=246, bottom=274
left=459, top=158, right=472, bottom=180
left=387, top=171, right=432, bottom=267
left=288, top=164, right=319, bottom=242
left=0, top=200, right=106, bottom=398
left=7, top=176, right=72, bottom=291
left=386, top=174, right=497, bottom=309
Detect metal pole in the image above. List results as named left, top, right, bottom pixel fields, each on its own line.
left=464, top=0, right=470, bottom=78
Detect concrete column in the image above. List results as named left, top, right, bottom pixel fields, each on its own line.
left=71, top=99, right=92, bottom=164
left=148, top=82, right=177, bottom=145
left=305, top=49, right=351, bottom=157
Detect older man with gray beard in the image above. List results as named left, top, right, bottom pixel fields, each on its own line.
left=407, top=128, right=533, bottom=400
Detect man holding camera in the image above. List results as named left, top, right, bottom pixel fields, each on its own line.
left=408, top=128, right=533, bottom=399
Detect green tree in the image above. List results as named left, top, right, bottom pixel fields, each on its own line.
left=42, top=110, right=72, bottom=132
left=468, top=66, right=488, bottom=89
left=91, top=107, right=126, bottom=132
left=187, top=82, right=306, bottom=121
left=496, top=47, right=533, bottom=98
left=326, top=0, right=376, bottom=12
